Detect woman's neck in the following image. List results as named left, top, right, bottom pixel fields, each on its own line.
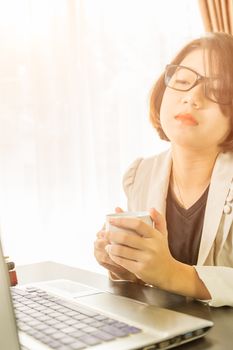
left=171, top=145, right=219, bottom=186
left=170, top=145, right=219, bottom=208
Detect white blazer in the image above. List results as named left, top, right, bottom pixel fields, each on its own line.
left=123, top=149, right=233, bottom=307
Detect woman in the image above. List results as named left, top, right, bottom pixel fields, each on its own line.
left=94, top=32, right=233, bottom=307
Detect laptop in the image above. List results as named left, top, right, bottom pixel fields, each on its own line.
left=0, top=237, right=213, bottom=350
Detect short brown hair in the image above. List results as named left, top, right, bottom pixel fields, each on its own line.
left=149, top=32, right=233, bottom=152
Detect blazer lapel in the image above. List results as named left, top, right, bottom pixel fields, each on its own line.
left=146, top=149, right=172, bottom=215
left=197, top=152, right=233, bottom=265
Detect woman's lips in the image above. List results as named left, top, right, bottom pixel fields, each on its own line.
left=175, top=113, right=198, bottom=126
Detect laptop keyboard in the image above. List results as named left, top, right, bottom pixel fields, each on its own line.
left=11, top=286, right=142, bottom=350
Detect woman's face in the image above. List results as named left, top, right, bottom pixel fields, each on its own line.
left=160, top=49, right=231, bottom=152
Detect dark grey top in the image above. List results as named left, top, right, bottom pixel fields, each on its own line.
left=166, top=185, right=209, bottom=265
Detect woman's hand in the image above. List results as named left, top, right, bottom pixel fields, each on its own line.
left=94, top=207, right=138, bottom=282
left=104, top=208, right=211, bottom=300
left=104, top=208, right=176, bottom=289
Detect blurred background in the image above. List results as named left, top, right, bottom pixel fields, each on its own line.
left=0, top=0, right=208, bottom=273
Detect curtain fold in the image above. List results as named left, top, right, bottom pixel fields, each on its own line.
left=198, top=0, right=233, bottom=34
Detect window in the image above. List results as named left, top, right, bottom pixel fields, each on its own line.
left=0, top=0, right=203, bottom=272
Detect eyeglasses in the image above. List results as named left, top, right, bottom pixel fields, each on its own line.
left=164, top=64, right=232, bottom=105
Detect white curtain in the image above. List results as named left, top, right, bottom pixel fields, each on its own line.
left=0, top=0, right=203, bottom=273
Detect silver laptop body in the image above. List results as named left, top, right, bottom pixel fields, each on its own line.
left=0, top=236, right=213, bottom=350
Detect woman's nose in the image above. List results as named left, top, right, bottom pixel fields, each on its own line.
left=180, top=84, right=204, bottom=109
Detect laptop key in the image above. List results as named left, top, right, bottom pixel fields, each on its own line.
left=50, top=304, right=62, bottom=310
left=103, top=318, right=116, bottom=325
left=37, top=315, right=52, bottom=321
left=27, top=311, right=42, bottom=318
left=70, top=330, right=86, bottom=338
left=40, top=335, right=56, bottom=345
left=29, top=330, right=46, bottom=341
left=83, top=326, right=99, bottom=333
left=57, top=307, right=70, bottom=313
left=26, top=319, right=41, bottom=327
left=123, top=325, right=142, bottom=334
left=57, top=300, right=98, bottom=317
left=58, top=346, right=82, bottom=350
left=46, top=319, right=60, bottom=326
left=51, top=332, right=67, bottom=340
left=82, top=317, right=95, bottom=325
left=45, top=340, right=61, bottom=349
left=73, top=322, right=86, bottom=330
left=73, top=314, right=86, bottom=321
left=21, top=300, right=34, bottom=305
left=60, top=336, right=77, bottom=345
left=43, top=327, right=58, bottom=336
left=54, top=322, right=69, bottom=330
left=26, top=328, right=41, bottom=337
left=94, top=315, right=107, bottom=321
left=78, top=334, right=101, bottom=346
left=112, top=321, right=129, bottom=328
left=56, top=315, right=70, bottom=322
left=18, top=324, right=32, bottom=332
left=62, top=326, right=77, bottom=334
left=19, top=315, right=34, bottom=323
left=34, top=323, right=48, bottom=331
left=92, top=330, right=116, bottom=341
left=70, top=341, right=87, bottom=350
left=100, top=325, right=131, bottom=337
left=64, top=319, right=77, bottom=326
left=66, top=310, right=78, bottom=317
left=90, top=320, right=104, bottom=328
left=47, top=311, right=61, bottom=317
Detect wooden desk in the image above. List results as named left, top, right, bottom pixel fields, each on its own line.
left=17, top=262, right=232, bottom=350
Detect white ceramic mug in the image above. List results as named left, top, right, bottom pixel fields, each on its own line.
left=106, top=211, right=153, bottom=233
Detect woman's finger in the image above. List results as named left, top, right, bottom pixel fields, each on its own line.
left=106, top=243, right=142, bottom=262
left=105, top=230, right=145, bottom=250
left=97, top=230, right=107, bottom=239
left=115, top=207, right=124, bottom=213
left=94, top=238, right=108, bottom=250
left=149, top=208, right=167, bottom=236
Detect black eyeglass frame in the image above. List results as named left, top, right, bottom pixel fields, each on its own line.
left=164, top=64, right=231, bottom=105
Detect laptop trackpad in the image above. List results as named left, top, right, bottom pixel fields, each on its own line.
left=31, top=279, right=103, bottom=297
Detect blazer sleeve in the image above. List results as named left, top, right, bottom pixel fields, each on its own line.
left=194, top=211, right=233, bottom=307
left=194, top=265, right=233, bottom=307
left=122, top=158, right=143, bottom=210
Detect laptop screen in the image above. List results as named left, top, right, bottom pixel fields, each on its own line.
left=0, top=237, right=21, bottom=350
